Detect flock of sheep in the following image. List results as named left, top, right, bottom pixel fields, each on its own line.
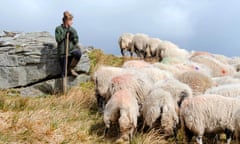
left=118, top=33, right=189, bottom=61
left=93, top=33, right=240, bottom=144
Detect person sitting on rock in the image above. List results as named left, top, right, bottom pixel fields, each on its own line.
left=55, top=11, right=81, bottom=77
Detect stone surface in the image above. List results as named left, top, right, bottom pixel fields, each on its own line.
left=0, top=31, right=91, bottom=89
left=19, top=74, right=90, bottom=97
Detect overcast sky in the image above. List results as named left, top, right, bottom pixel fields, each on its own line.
left=1, top=0, right=240, bottom=56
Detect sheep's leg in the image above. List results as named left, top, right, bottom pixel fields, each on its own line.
left=173, top=126, right=178, bottom=143
left=104, top=127, right=109, bottom=137
left=129, top=127, right=135, bottom=143
left=225, top=129, right=233, bottom=144
left=237, top=130, right=240, bottom=144
left=121, top=49, right=125, bottom=57
left=96, top=95, right=105, bottom=112
left=196, top=136, right=203, bottom=144
left=183, top=126, right=193, bottom=143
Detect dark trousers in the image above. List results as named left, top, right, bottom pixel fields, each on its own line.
left=59, top=49, right=82, bottom=77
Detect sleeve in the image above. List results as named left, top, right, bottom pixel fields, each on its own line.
left=70, top=28, right=79, bottom=45
left=55, top=27, right=66, bottom=43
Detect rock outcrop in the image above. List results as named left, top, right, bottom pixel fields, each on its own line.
left=0, top=31, right=92, bottom=96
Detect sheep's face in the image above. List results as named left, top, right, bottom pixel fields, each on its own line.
left=95, top=93, right=106, bottom=112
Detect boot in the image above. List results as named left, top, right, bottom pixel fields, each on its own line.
left=69, top=58, right=79, bottom=77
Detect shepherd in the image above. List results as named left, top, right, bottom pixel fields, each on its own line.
left=55, top=11, right=82, bottom=92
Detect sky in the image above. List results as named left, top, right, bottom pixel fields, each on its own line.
left=1, top=0, right=240, bottom=56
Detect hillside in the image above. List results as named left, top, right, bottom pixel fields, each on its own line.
left=0, top=49, right=170, bottom=144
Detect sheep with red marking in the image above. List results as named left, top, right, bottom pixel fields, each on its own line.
left=104, top=89, right=139, bottom=143
left=190, top=55, right=235, bottom=77
left=108, top=73, right=154, bottom=108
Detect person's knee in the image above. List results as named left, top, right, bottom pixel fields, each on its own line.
left=72, top=50, right=82, bottom=60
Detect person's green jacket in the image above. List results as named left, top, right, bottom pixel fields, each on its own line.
left=55, top=25, right=79, bottom=57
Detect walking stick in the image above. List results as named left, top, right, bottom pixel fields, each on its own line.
left=63, top=33, right=69, bottom=95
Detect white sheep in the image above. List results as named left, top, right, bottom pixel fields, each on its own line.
left=234, top=109, right=240, bottom=144
left=205, top=84, right=240, bottom=97
left=212, top=54, right=230, bottom=65
left=122, top=60, right=152, bottom=69
left=159, top=41, right=190, bottom=59
left=228, top=57, right=240, bottom=65
left=234, top=72, right=240, bottom=79
left=108, top=73, right=154, bottom=110
left=142, top=88, right=179, bottom=137
left=140, top=67, right=173, bottom=83
left=177, top=71, right=216, bottom=96
left=118, top=33, right=134, bottom=56
left=104, top=89, right=139, bottom=143
left=180, top=95, right=240, bottom=144
left=93, top=66, right=124, bottom=110
left=190, top=55, right=235, bottom=77
left=153, top=63, right=192, bottom=77
left=131, top=33, right=149, bottom=58
left=145, top=37, right=162, bottom=60
left=155, top=79, right=193, bottom=106
left=212, top=76, right=240, bottom=86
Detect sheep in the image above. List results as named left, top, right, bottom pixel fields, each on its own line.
left=234, top=72, right=240, bottom=79
left=228, top=57, right=240, bottom=65
left=122, top=60, right=152, bottom=69
left=153, top=63, right=193, bottom=77
left=158, top=41, right=190, bottom=59
left=234, top=64, right=240, bottom=72
left=131, top=33, right=149, bottom=58
left=180, top=95, right=240, bottom=144
left=145, top=37, right=162, bottom=60
left=93, top=66, right=124, bottom=111
left=212, top=54, right=230, bottom=65
left=190, top=55, right=235, bottom=77
left=140, top=67, right=173, bottom=83
left=108, top=73, right=154, bottom=111
left=118, top=33, right=134, bottom=56
left=153, top=63, right=182, bottom=76
left=161, top=57, right=188, bottom=65
left=234, top=109, right=240, bottom=144
left=142, top=88, right=179, bottom=137
left=205, top=84, right=240, bottom=97
left=212, top=76, right=240, bottom=86
left=190, top=51, right=212, bottom=57
left=104, top=89, right=139, bottom=143
left=155, top=79, right=192, bottom=106
left=177, top=71, right=216, bottom=96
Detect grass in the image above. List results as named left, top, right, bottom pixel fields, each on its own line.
left=0, top=49, right=233, bottom=144
left=0, top=49, right=167, bottom=144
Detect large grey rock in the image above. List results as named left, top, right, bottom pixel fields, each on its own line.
left=19, top=74, right=90, bottom=97
left=0, top=32, right=91, bottom=89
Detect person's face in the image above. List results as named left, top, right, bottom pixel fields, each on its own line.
left=65, top=19, right=73, bottom=27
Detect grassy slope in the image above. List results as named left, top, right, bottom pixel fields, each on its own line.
left=0, top=50, right=168, bottom=144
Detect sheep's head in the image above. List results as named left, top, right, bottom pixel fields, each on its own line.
left=96, top=93, right=105, bottom=112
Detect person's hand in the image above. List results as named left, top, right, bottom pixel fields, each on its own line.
left=66, top=29, right=74, bottom=39
left=69, top=30, right=75, bottom=41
